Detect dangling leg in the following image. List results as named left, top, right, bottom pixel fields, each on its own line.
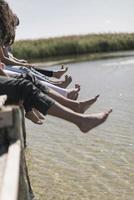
left=33, top=108, right=45, bottom=120
left=32, top=93, right=112, bottom=133
left=48, top=88, right=100, bottom=113
left=25, top=110, right=43, bottom=125
left=1, top=76, right=112, bottom=133
left=47, top=103, right=112, bottom=133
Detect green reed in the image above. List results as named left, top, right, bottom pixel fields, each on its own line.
left=12, top=33, right=134, bottom=60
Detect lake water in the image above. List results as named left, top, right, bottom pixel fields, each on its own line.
left=26, top=56, right=134, bottom=200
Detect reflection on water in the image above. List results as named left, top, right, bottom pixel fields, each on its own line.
left=26, top=56, right=134, bottom=200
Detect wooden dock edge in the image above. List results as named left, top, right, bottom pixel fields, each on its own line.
left=0, top=105, right=34, bottom=200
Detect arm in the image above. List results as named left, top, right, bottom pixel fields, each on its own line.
left=8, top=53, right=28, bottom=63
left=2, top=46, right=67, bottom=78
left=4, top=46, right=27, bottom=62
left=0, top=68, right=9, bottom=77
left=0, top=47, right=32, bottom=67
left=0, top=61, right=9, bottom=77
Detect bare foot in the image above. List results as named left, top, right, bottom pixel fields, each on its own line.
left=59, top=75, right=72, bottom=88
left=33, top=108, right=45, bottom=120
left=75, top=83, right=80, bottom=90
left=25, top=111, right=43, bottom=125
left=53, top=64, right=68, bottom=79
left=77, top=94, right=100, bottom=113
left=67, top=84, right=81, bottom=100
left=78, top=109, right=112, bottom=133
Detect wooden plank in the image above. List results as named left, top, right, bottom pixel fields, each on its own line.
left=0, top=140, right=21, bottom=200
left=0, top=153, right=8, bottom=190
left=0, top=107, right=13, bottom=128
left=0, top=106, right=32, bottom=200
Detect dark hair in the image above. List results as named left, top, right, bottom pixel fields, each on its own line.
left=0, top=0, right=16, bottom=46
left=14, top=14, right=20, bottom=27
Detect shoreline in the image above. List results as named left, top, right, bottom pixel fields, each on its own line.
left=32, top=50, right=134, bottom=68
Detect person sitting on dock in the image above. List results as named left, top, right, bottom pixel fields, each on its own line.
left=0, top=61, right=112, bottom=132
left=1, top=14, right=70, bottom=86
left=0, top=61, right=99, bottom=124
left=0, top=0, right=112, bottom=132
left=2, top=45, right=72, bottom=88
left=1, top=47, right=83, bottom=101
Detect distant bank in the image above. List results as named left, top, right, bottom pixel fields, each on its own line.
left=12, top=33, right=134, bottom=63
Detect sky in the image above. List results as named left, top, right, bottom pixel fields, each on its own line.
left=7, top=0, right=134, bottom=40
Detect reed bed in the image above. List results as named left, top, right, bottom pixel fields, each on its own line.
left=12, top=33, right=134, bottom=60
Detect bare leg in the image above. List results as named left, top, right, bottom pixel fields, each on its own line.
left=48, top=88, right=99, bottom=113
left=40, top=80, right=79, bottom=99
left=33, top=108, right=45, bottom=119
left=25, top=110, right=43, bottom=125
left=47, top=102, right=112, bottom=133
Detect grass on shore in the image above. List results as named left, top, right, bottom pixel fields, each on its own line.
left=12, top=33, right=134, bottom=61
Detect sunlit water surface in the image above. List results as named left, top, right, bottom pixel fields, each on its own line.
left=26, top=56, right=134, bottom=200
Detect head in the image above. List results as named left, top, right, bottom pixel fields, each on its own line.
left=0, top=0, right=16, bottom=46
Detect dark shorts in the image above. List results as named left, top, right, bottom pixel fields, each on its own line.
left=0, top=75, right=54, bottom=114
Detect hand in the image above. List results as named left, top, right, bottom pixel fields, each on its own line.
left=25, top=63, right=35, bottom=68
left=0, top=62, right=5, bottom=69
left=19, top=59, right=27, bottom=63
